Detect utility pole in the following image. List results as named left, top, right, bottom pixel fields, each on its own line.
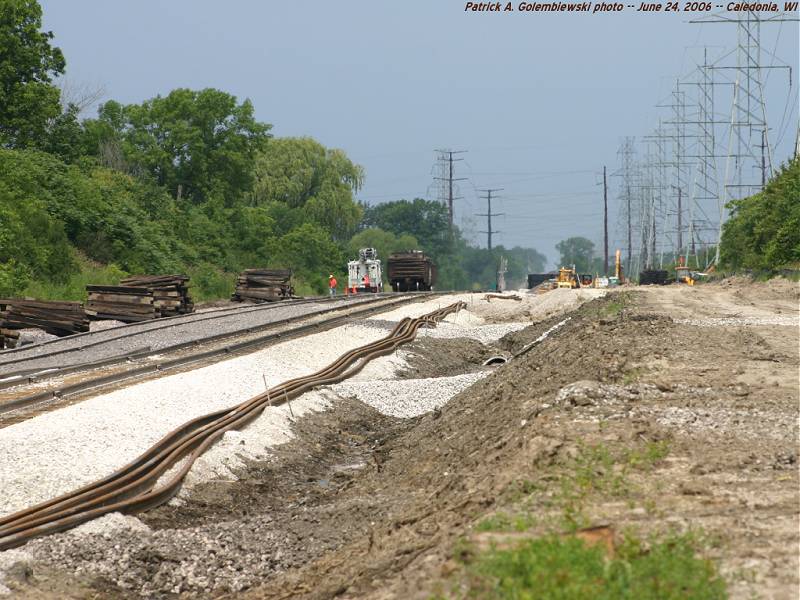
left=627, top=189, right=632, bottom=275
left=603, top=166, right=608, bottom=276
left=476, top=188, right=503, bottom=251
left=434, top=149, right=467, bottom=232
left=677, top=186, right=682, bottom=253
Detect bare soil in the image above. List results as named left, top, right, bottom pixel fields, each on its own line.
left=7, top=280, right=799, bottom=599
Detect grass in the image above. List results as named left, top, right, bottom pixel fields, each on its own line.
left=21, top=262, right=127, bottom=301
left=186, top=263, right=236, bottom=302
left=551, top=441, right=669, bottom=531
left=459, top=531, right=727, bottom=600
left=621, top=367, right=644, bottom=385
left=587, top=290, right=633, bottom=320
left=476, top=512, right=538, bottom=533
left=440, top=440, right=715, bottom=600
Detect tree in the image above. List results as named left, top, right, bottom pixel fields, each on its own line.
left=85, top=89, right=272, bottom=203
left=265, top=222, right=345, bottom=293
left=250, top=137, right=364, bottom=240
left=720, top=157, right=800, bottom=270
left=348, top=228, right=420, bottom=281
left=0, top=0, right=66, bottom=148
left=556, top=236, right=595, bottom=272
left=362, top=198, right=450, bottom=257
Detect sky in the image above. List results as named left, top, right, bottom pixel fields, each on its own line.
left=41, top=1, right=799, bottom=268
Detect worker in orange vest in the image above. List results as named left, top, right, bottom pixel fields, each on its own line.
left=328, top=274, right=337, bottom=296
left=363, top=273, right=370, bottom=290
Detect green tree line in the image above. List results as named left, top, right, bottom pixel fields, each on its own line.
left=0, top=0, right=547, bottom=300
left=720, top=157, right=800, bottom=271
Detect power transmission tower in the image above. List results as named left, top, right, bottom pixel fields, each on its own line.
left=689, top=10, right=798, bottom=263
left=433, top=149, right=467, bottom=231
left=476, top=188, right=503, bottom=251
left=614, top=137, right=638, bottom=276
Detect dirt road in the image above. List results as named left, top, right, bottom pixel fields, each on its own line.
left=3, top=280, right=798, bottom=599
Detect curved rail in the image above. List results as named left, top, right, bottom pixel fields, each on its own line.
left=0, top=301, right=466, bottom=550
left=0, top=294, right=423, bottom=415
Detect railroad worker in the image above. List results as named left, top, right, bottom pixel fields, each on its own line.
left=328, top=274, right=337, bottom=296
left=363, top=273, right=370, bottom=290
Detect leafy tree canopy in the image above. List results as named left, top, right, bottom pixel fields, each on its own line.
left=0, top=0, right=65, bottom=148
left=556, top=236, right=595, bottom=272
left=250, top=137, right=364, bottom=240
left=362, top=198, right=450, bottom=257
left=348, top=228, right=420, bottom=281
left=720, top=157, right=800, bottom=270
left=84, top=88, right=271, bottom=203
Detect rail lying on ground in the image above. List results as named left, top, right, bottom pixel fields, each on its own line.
left=0, top=301, right=466, bottom=550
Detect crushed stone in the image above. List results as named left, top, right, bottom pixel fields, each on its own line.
left=331, top=372, right=489, bottom=418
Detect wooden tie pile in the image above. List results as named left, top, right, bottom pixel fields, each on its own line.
left=86, top=275, right=194, bottom=323
left=120, top=275, right=194, bottom=317
left=232, top=269, right=293, bottom=303
left=85, top=285, right=159, bottom=322
left=0, top=299, right=89, bottom=345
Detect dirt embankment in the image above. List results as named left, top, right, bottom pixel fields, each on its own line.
left=7, top=282, right=798, bottom=599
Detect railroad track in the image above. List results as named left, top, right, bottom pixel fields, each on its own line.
left=0, top=301, right=465, bottom=551
left=0, top=293, right=434, bottom=418
left=0, top=292, right=416, bottom=372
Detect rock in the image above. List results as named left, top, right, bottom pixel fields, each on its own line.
left=679, top=481, right=708, bottom=496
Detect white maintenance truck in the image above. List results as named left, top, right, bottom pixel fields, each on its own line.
left=347, top=248, right=383, bottom=293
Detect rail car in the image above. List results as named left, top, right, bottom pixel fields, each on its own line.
left=387, top=251, right=436, bottom=292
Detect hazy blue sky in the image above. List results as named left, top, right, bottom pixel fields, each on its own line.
left=41, top=1, right=798, bottom=267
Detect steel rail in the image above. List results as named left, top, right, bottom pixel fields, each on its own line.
left=0, top=292, right=411, bottom=368
left=0, top=294, right=428, bottom=415
left=0, top=301, right=465, bottom=550
left=0, top=293, right=419, bottom=382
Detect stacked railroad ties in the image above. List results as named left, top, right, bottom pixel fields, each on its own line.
left=231, top=269, right=294, bottom=303
left=0, top=299, right=90, bottom=348
left=86, top=275, right=194, bottom=323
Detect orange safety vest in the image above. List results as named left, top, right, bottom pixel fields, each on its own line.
left=329, top=277, right=337, bottom=288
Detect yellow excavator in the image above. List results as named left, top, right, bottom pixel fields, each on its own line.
left=614, top=249, right=625, bottom=284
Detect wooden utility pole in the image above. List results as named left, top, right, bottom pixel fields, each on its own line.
left=603, top=166, right=608, bottom=276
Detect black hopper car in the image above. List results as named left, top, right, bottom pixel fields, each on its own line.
left=387, top=251, right=437, bottom=292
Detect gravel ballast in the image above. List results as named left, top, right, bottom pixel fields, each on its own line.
left=0, top=288, right=603, bottom=597
left=0, top=319, right=403, bottom=517
left=0, top=296, right=382, bottom=376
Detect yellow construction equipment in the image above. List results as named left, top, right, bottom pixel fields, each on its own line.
left=614, top=249, right=625, bottom=283
left=675, top=266, right=695, bottom=285
left=556, top=267, right=579, bottom=289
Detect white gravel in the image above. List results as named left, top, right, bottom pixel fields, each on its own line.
left=675, top=316, right=799, bottom=327
left=0, top=300, right=470, bottom=518
left=421, top=321, right=528, bottom=344
left=331, top=372, right=489, bottom=418
left=0, top=320, right=401, bottom=518
left=0, top=288, right=610, bottom=594
left=0, top=549, right=32, bottom=595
